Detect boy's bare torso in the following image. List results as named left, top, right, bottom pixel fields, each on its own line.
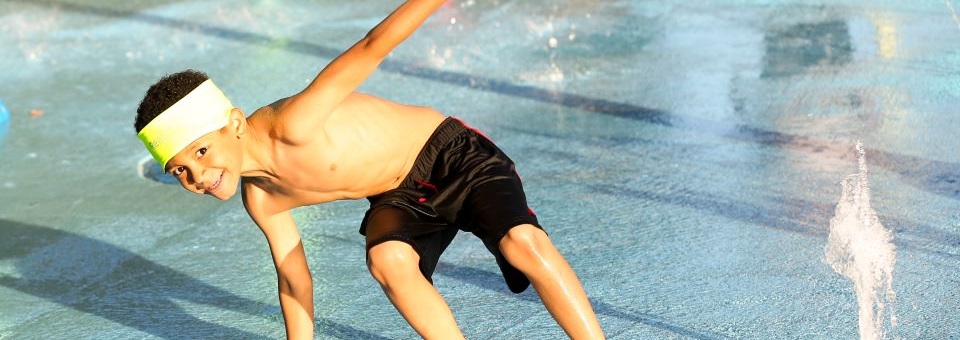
left=241, top=91, right=446, bottom=214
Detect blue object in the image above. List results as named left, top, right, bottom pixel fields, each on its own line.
left=0, top=99, right=9, bottom=124
left=0, top=99, right=9, bottom=146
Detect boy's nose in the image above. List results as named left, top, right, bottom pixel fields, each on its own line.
left=188, top=168, right=207, bottom=189
left=195, top=175, right=211, bottom=190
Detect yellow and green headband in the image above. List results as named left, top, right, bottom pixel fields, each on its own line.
left=137, top=79, right=234, bottom=171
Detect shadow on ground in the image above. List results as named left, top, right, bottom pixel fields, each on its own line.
left=0, top=219, right=386, bottom=339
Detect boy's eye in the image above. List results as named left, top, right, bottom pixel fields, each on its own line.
left=172, top=166, right=185, bottom=176
left=196, top=147, right=207, bottom=157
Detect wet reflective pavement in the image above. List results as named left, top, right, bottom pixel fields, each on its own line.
left=1, top=0, right=959, bottom=339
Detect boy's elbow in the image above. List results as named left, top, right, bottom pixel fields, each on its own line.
left=278, top=271, right=313, bottom=295
left=357, top=36, right=381, bottom=59
left=359, top=30, right=394, bottom=60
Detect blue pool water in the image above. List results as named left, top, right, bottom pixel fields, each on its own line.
left=1, top=0, right=959, bottom=339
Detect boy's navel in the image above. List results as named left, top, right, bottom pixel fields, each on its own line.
left=329, top=163, right=337, bottom=171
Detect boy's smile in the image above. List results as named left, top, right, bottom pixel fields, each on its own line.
left=204, top=171, right=225, bottom=196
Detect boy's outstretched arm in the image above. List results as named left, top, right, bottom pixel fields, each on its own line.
left=244, top=187, right=315, bottom=339
left=279, top=0, right=447, bottom=141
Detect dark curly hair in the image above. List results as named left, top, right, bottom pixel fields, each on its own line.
left=134, top=69, right=210, bottom=133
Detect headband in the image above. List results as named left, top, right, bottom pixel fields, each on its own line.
left=137, top=79, right=234, bottom=171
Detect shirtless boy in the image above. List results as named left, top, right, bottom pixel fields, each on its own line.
left=133, top=0, right=604, bottom=338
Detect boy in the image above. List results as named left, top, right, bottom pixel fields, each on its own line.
left=133, top=0, right=604, bottom=339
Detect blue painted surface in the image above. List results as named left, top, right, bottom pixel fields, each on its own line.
left=1, top=0, right=959, bottom=339
left=0, top=99, right=9, bottom=146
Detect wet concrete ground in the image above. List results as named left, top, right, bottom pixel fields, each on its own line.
left=1, top=0, right=959, bottom=339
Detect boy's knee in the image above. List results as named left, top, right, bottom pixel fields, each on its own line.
left=499, top=224, right=552, bottom=263
left=367, top=240, right=421, bottom=286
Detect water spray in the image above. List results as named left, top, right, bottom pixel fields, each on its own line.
left=824, top=140, right=897, bottom=340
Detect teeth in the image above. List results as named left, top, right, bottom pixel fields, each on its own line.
left=210, top=173, right=223, bottom=192
left=207, top=174, right=221, bottom=193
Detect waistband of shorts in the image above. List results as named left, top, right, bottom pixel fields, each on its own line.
left=402, top=117, right=468, bottom=187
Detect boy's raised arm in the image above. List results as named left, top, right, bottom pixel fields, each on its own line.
left=279, top=0, right=447, bottom=141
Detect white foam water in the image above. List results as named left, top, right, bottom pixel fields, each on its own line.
left=824, top=140, right=897, bottom=340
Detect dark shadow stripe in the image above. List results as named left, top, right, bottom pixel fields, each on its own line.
left=377, top=60, right=674, bottom=124
left=587, top=183, right=960, bottom=260
left=590, top=183, right=829, bottom=236
left=8, top=0, right=673, bottom=127
left=14, top=0, right=960, bottom=200
left=0, top=219, right=275, bottom=339
left=508, top=128, right=960, bottom=256
left=4, top=0, right=345, bottom=56
left=502, top=119, right=960, bottom=205
left=316, top=319, right=393, bottom=340
left=310, top=232, right=724, bottom=338
left=433, top=262, right=730, bottom=340
left=0, top=219, right=415, bottom=339
left=728, top=124, right=960, bottom=200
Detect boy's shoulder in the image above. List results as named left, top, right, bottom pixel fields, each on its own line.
left=244, top=100, right=291, bottom=140
left=248, top=99, right=284, bottom=122
left=240, top=177, right=288, bottom=219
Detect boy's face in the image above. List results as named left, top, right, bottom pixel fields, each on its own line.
left=164, top=123, right=243, bottom=201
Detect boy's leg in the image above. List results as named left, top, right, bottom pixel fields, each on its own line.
left=499, top=224, right=605, bottom=339
left=367, top=241, right=465, bottom=340
left=363, top=205, right=464, bottom=340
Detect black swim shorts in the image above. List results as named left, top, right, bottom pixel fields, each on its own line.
left=360, top=117, right=542, bottom=294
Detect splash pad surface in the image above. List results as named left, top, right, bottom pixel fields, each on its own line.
left=1, top=0, right=959, bottom=338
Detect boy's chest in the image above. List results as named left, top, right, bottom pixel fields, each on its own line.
left=258, top=147, right=402, bottom=206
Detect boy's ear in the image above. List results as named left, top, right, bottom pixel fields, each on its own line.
left=229, top=108, right=246, bottom=137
